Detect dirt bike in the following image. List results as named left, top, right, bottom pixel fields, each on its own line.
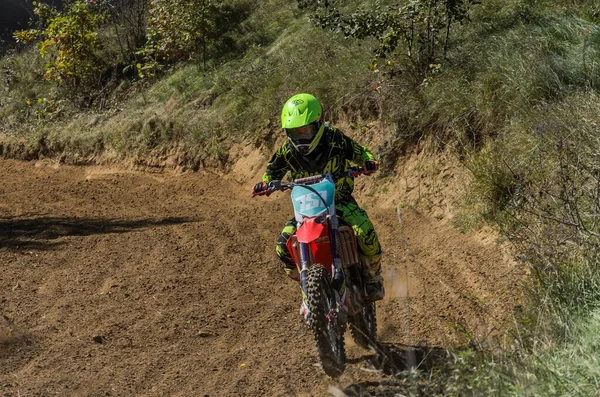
left=253, top=167, right=378, bottom=378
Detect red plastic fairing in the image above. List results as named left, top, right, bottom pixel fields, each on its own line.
left=287, top=219, right=333, bottom=275
left=296, top=218, right=324, bottom=243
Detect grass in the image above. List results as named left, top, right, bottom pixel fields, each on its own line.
left=435, top=306, right=600, bottom=396
left=0, top=48, right=62, bottom=131
left=421, top=7, right=600, bottom=394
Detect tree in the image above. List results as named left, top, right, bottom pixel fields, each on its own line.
left=103, top=0, right=148, bottom=62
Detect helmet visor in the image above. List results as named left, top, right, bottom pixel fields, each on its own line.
left=285, top=122, right=318, bottom=140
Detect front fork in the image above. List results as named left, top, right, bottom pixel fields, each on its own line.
left=299, top=242, right=311, bottom=296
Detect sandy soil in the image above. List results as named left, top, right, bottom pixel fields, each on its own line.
left=0, top=157, right=523, bottom=396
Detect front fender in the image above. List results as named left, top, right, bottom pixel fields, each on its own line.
left=296, top=218, right=325, bottom=243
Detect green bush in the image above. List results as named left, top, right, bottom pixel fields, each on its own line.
left=14, top=1, right=107, bottom=86
left=300, top=0, right=478, bottom=78
left=137, top=0, right=221, bottom=77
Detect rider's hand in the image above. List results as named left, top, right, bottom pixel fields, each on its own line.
left=364, top=160, right=379, bottom=173
left=252, top=181, right=269, bottom=195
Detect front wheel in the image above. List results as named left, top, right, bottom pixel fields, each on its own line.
left=306, top=264, right=346, bottom=378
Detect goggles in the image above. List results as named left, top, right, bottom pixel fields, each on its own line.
left=285, top=122, right=319, bottom=140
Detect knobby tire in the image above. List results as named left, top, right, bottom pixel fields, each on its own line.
left=306, top=264, right=345, bottom=378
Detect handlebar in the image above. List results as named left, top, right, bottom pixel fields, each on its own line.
left=252, top=166, right=373, bottom=198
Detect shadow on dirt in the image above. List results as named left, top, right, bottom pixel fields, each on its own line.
left=367, top=342, right=447, bottom=375
left=342, top=343, right=448, bottom=396
left=0, top=216, right=194, bottom=250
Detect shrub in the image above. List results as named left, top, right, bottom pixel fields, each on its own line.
left=14, top=1, right=108, bottom=86
left=137, top=0, right=220, bottom=77
left=298, top=0, right=478, bottom=78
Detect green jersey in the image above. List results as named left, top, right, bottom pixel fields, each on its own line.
left=261, top=127, right=375, bottom=201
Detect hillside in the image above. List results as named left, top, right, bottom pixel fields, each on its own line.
left=3, top=0, right=600, bottom=394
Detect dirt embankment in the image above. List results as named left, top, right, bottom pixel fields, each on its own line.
left=0, top=149, right=524, bottom=396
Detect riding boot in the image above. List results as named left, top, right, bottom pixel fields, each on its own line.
left=285, top=266, right=300, bottom=281
left=360, top=254, right=384, bottom=302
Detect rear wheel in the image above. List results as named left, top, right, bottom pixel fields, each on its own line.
left=306, top=264, right=345, bottom=378
left=349, top=301, right=377, bottom=350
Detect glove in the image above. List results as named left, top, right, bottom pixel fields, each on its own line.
left=364, top=160, right=379, bottom=173
left=252, top=181, right=268, bottom=195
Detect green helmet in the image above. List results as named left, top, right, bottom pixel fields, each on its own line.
left=281, top=93, right=325, bottom=155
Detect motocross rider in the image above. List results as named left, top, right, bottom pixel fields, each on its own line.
left=252, top=93, right=384, bottom=302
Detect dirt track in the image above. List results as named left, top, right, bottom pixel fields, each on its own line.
left=0, top=158, right=523, bottom=396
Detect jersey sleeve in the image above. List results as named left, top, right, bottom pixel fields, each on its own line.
left=343, top=133, right=375, bottom=164
left=261, top=143, right=291, bottom=183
